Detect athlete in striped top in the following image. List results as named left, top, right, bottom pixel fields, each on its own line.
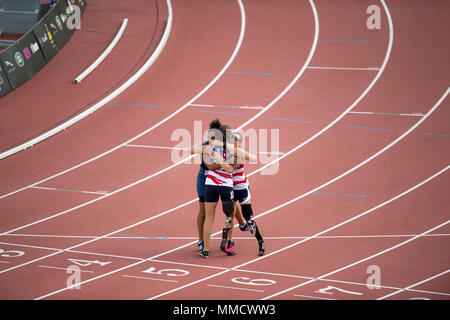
left=221, top=128, right=265, bottom=256
left=232, top=163, right=249, bottom=190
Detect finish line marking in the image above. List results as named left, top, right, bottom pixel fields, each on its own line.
left=112, top=233, right=168, bottom=240
left=5, top=233, right=449, bottom=240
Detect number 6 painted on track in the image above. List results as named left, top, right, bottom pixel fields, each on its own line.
left=231, top=277, right=276, bottom=286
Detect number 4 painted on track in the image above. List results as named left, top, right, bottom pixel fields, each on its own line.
left=315, top=285, right=363, bottom=296
left=67, top=258, right=111, bottom=267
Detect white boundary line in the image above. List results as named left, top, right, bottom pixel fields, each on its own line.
left=243, top=0, right=394, bottom=177
left=74, top=18, right=128, bottom=84
left=0, top=0, right=318, bottom=235
left=34, top=115, right=450, bottom=299
left=0, top=0, right=385, bottom=274
left=0, top=0, right=385, bottom=239
left=7, top=0, right=432, bottom=300
left=0, top=1, right=173, bottom=160
left=3, top=233, right=450, bottom=240
left=3, top=0, right=320, bottom=295
left=0, top=0, right=242, bottom=199
left=262, top=220, right=450, bottom=299
left=142, top=164, right=449, bottom=300
left=1, top=239, right=448, bottom=297
left=234, top=268, right=450, bottom=297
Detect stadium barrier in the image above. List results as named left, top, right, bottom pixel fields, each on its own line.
left=0, top=0, right=87, bottom=98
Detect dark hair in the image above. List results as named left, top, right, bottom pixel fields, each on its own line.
left=220, top=124, right=233, bottom=144
left=209, top=118, right=222, bottom=130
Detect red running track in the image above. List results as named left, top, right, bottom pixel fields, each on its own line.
left=0, top=0, right=448, bottom=301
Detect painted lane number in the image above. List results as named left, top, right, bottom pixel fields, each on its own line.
left=0, top=248, right=25, bottom=258
left=231, top=277, right=276, bottom=286
left=143, top=267, right=190, bottom=277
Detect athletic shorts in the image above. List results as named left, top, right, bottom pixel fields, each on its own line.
left=234, top=186, right=251, bottom=204
left=204, top=184, right=234, bottom=203
left=196, top=167, right=207, bottom=202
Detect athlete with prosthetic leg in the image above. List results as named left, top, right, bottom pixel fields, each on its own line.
left=219, top=126, right=265, bottom=256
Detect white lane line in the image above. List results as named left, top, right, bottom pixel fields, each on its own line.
left=307, top=66, right=380, bottom=71
left=348, top=111, right=425, bottom=117
left=0, top=0, right=317, bottom=236
left=145, top=164, right=449, bottom=300
left=30, top=186, right=109, bottom=195
left=28, top=158, right=448, bottom=300
left=377, top=269, right=450, bottom=300
left=5, top=233, right=449, bottom=241
left=1, top=0, right=388, bottom=244
left=0, top=0, right=245, bottom=200
left=263, top=219, right=450, bottom=299
left=232, top=2, right=319, bottom=132
left=28, top=0, right=321, bottom=299
left=243, top=0, right=394, bottom=177
left=39, top=265, right=94, bottom=273
left=0, top=241, right=61, bottom=251
left=122, top=275, right=178, bottom=283
left=207, top=284, right=264, bottom=293
left=13, top=90, right=449, bottom=297
left=0, top=261, right=10, bottom=264
left=234, top=268, right=450, bottom=297
left=16, top=0, right=392, bottom=298
left=0, top=1, right=172, bottom=160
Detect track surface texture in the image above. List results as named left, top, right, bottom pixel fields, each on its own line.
left=0, top=0, right=448, bottom=301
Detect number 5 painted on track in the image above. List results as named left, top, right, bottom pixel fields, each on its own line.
left=0, top=248, right=25, bottom=258
left=143, top=267, right=190, bottom=277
